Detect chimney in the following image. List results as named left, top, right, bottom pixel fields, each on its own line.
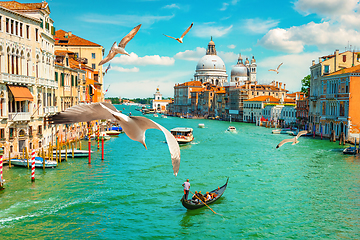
left=254, top=81, right=257, bottom=85
left=312, top=60, right=315, bottom=66
left=279, top=82, right=282, bottom=90
left=276, top=81, right=278, bottom=87
left=283, top=83, right=286, bottom=90
left=68, top=31, right=72, bottom=37
left=319, top=57, right=322, bottom=63
left=335, top=49, right=339, bottom=55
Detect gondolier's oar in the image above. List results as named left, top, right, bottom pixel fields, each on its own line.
left=189, top=190, right=220, bottom=215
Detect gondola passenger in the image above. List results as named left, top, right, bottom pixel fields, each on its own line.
left=192, top=191, right=199, bottom=204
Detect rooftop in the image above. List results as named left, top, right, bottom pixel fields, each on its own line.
left=55, top=29, right=101, bottom=47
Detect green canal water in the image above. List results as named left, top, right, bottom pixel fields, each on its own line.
left=1, top=105, right=360, bottom=239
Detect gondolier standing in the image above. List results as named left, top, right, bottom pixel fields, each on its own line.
left=182, top=179, right=190, bottom=201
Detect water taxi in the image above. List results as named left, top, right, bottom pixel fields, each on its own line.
left=198, top=123, right=205, bottom=128
left=170, top=127, right=194, bottom=144
left=227, top=126, right=236, bottom=132
left=10, top=157, right=57, bottom=168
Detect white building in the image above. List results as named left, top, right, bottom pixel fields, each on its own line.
left=194, top=38, right=228, bottom=86
left=231, top=55, right=257, bottom=84
left=152, top=88, right=172, bottom=113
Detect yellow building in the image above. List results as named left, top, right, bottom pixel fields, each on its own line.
left=0, top=1, right=57, bottom=157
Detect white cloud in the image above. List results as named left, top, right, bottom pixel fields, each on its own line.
left=228, top=44, right=236, bottom=49
left=174, top=47, right=206, bottom=61
left=294, top=0, right=359, bottom=17
left=111, top=66, right=140, bottom=72
left=257, top=52, right=324, bottom=92
left=220, top=3, right=229, bottom=11
left=240, top=48, right=252, bottom=52
left=218, top=51, right=238, bottom=63
left=112, top=52, right=175, bottom=66
left=193, top=24, right=233, bottom=38
left=163, top=3, right=180, bottom=9
left=259, top=21, right=360, bottom=53
left=80, top=14, right=174, bottom=27
left=244, top=18, right=279, bottom=34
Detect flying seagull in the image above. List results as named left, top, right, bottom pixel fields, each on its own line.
left=98, top=24, right=141, bottom=66
left=276, top=130, right=309, bottom=149
left=47, top=102, right=180, bottom=176
left=163, top=23, right=193, bottom=43
left=268, top=62, right=283, bottom=74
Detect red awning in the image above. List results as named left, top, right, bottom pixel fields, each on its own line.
left=8, top=85, right=34, bottom=101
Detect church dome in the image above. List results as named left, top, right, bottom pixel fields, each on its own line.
left=196, top=55, right=226, bottom=71
left=231, top=55, right=248, bottom=77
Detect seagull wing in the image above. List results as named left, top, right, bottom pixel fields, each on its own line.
left=296, top=130, right=309, bottom=139
left=101, top=104, right=181, bottom=176
left=277, top=62, right=283, bottom=70
left=163, top=34, right=177, bottom=40
left=276, top=137, right=296, bottom=149
left=47, top=102, right=118, bottom=124
left=180, top=22, right=193, bottom=39
left=99, top=50, right=117, bottom=66
left=118, top=24, right=141, bottom=49
left=268, top=69, right=276, bottom=72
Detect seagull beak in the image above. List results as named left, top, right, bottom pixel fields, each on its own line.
left=142, top=142, right=147, bottom=149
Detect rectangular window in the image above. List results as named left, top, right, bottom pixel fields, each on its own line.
left=0, top=16, right=2, bottom=31
left=322, top=102, right=326, bottom=115
left=35, top=28, right=38, bottom=41
left=71, top=75, right=74, bottom=86
left=340, top=101, right=345, bottom=116
left=61, top=73, right=64, bottom=86
left=9, top=128, right=14, bottom=138
left=92, top=63, right=96, bottom=69
left=15, top=21, right=18, bottom=35
left=20, top=23, right=23, bottom=37
left=0, top=129, right=4, bottom=139
left=91, top=53, right=96, bottom=59
left=29, top=126, right=32, bottom=137
left=40, top=19, right=43, bottom=28
left=343, top=55, right=346, bottom=62
left=26, top=25, right=29, bottom=39
left=10, top=19, right=13, bottom=34
left=5, top=18, right=8, bottom=33
left=75, top=76, right=78, bottom=86
left=55, top=72, right=58, bottom=82
left=324, top=65, right=330, bottom=74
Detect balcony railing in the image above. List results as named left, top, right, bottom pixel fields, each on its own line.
left=0, top=73, right=36, bottom=85
left=43, top=106, right=58, bottom=114
left=8, top=112, right=31, bottom=121
left=38, top=78, right=57, bottom=88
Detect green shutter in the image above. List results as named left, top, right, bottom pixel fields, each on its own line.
left=61, top=73, right=64, bottom=86
left=55, top=72, right=58, bottom=82
left=40, top=19, right=43, bottom=28
left=71, top=75, right=74, bottom=86
left=75, top=76, right=78, bottom=86
left=51, top=26, right=55, bottom=35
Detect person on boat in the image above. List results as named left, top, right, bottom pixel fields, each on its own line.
left=182, top=179, right=190, bottom=201
left=197, top=191, right=206, bottom=203
left=191, top=191, right=199, bottom=204
left=204, top=192, right=212, bottom=202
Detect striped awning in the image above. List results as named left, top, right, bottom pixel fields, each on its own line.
left=8, top=85, right=34, bottom=101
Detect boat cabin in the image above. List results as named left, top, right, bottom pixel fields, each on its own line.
left=171, top=127, right=194, bottom=144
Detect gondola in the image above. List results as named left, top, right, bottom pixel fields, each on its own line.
left=180, top=178, right=229, bottom=210
left=343, top=146, right=357, bottom=155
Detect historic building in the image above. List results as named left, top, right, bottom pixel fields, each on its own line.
left=309, top=50, right=360, bottom=135
left=151, top=87, right=172, bottom=113
left=173, top=80, right=202, bottom=114
left=193, top=38, right=228, bottom=86
left=54, top=30, right=104, bottom=102
left=0, top=1, right=57, bottom=157
left=230, top=55, right=257, bottom=84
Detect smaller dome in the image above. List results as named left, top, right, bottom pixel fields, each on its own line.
left=231, top=63, right=248, bottom=77
left=245, top=58, right=249, bottom=64
left=208, top=40, right=215, bottom=46
left=251, top=56, right=256, bottom=63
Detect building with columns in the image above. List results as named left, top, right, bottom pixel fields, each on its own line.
left=151, top=87, right=172, bottom=113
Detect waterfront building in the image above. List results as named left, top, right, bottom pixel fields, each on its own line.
left=309, top=50, right=360, bottom=135
left=190, top=83, right=225, bottom=117
left=193, top=38, right=228, bottom=86
left=173, top=80, right=202, bottom=114
left=54, top=30, right=104, bottom=102
left=296, top=94, right=309, bottom=129
left=151, top=87, right=172, bottom=113
left=316, top=64, right=360, bottom=140
left=0, top=1, right=57, bottom=157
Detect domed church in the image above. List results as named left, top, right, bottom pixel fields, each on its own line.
left=194, top=38, right=228, bottom=86
left=230, top=54, right=257, bottom=84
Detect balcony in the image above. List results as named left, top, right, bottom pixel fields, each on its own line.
left=0, top=73, right=36, bottom=85
left=309, top=95, right=318, bottom=101
left=43, top=106, right=58, bottom=115
left=38, top=78, right=58, bottom=88
left=8, top=112, right=31, bottom=121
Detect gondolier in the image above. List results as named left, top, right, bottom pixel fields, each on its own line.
left=182, top=179, right=190, bottom=201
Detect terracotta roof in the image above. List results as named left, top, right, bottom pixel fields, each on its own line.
left=0, top=1, right=48, bottom=10
left=55, top=29, right=101, bottom=47
left=153, top=99, right=172, bottom=103
left=54, top=50, right=74, bottom=56
left=176, top=81, right=202, bottom=87
left=190, top=88, right=205, bottom=93
left=69, top=58, right=92, bottom=71
left=327, top=64, right=360, bottom=76
left=245, top=96, right=280, bottom=102
left=321, top=51, right=359, bottom=60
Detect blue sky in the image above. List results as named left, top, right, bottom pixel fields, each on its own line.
left=29, top=0, right=360, bottom=98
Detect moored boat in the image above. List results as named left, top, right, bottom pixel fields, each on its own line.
left=10, top=157, right=57, bottom=168
left=105, top=130, right=122, bottom=136
left=227, top=126, right=236, bottom=132
left=180, top=178, right=229, bottom=210
left=343, top=147, right=357, bottom=155
left=171, top=127, right=194, bottom=144
left=198, top=123, right=205, bottom=128
left=53, top=149, right=93, bottom=158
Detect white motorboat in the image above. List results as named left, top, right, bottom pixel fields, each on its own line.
left=161, top=115, right=167, bottom=118
left=10, top=157, right=57, bottom=168
left=227, top=126, right=236, bottom=132
left=198, top=123, right=205, bottom=128
left=171, top=127, right=194, bottom=144
left=53, top=149, right=94, bottom=158
left=105, top=130, right=122, bottom=136
left=153, top=114, right=159, bottom=117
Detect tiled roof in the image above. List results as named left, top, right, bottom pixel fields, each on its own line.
left=54, top=50, right=74, bottom=56
left=190, top=88, right=205, bottom=92
left=55, top=29, right=101, bottom=47
left=69, top=58, right=93, bottom=71
left=327, top=64, right=360, bottom=76
left=0, top=1, right=47, bottom=10
left=176, top=81, right=202, bottom=87
left=245, top=96, right=280, bottom=102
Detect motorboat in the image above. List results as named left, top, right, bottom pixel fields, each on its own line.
left=10, top=157, right=57, bottom=168
left=272, top=128, right=291, bottom=134
left=198, top=123, right=205, bottom=128
left=53, top=149, right=94, bottom=158
left=227, top=126, right=236, bottom=132
left=343, top=147, right=357, bottom=155
left=85, top=133, right=111, bottom=140
left=153, top=114, right=159, bottom=117
left=105, top=130, right=122, bottom=136
left=171, top=127, right=194, bottom=144
left=161, top=115, right=167, bottom=118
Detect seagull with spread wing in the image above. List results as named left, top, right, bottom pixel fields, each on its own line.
left=99, top=24, right=141, bottom=66
left=268, top=62, right=283, bottom=74
left=163, top=23, right=193, bottom=43
left=47, top=102, right=180, bottom=176
left=276, top=130, right=309, bottom=149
